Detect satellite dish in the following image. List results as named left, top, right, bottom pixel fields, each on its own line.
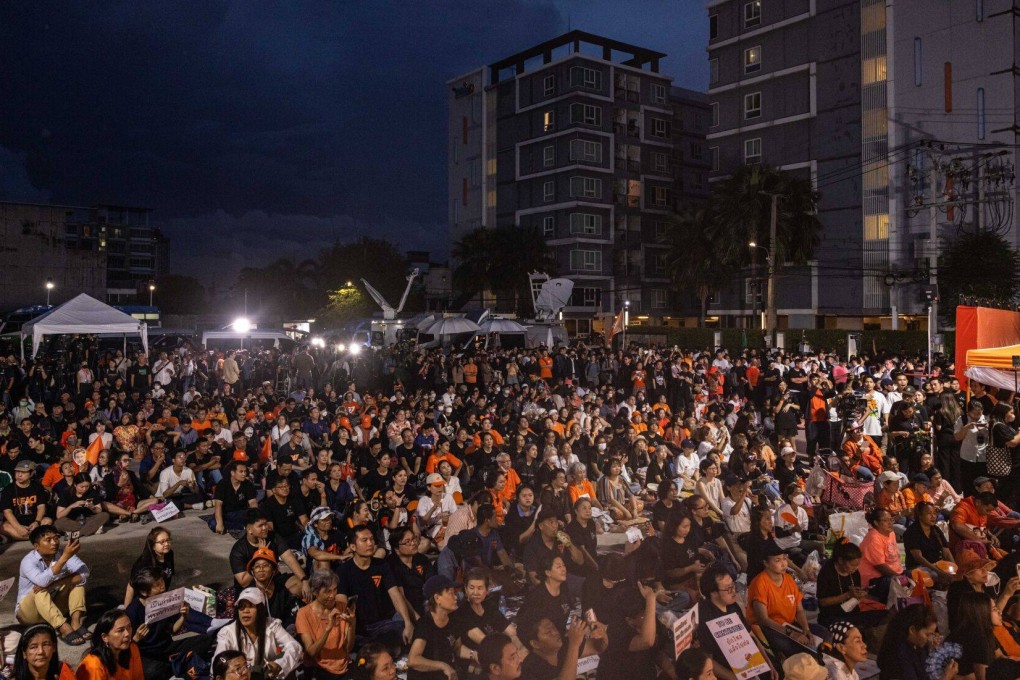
left=535, top=278, right=574, bottom=315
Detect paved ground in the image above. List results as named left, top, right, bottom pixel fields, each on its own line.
left=0, top=514, right=237, bottom=666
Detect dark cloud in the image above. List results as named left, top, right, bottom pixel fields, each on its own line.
left=0, top=1, right=706, bottom=281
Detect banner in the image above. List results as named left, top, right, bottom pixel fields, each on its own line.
left=150, top=501, right=180, bottom=523
left=0, top=577, right=14, bottom=603
left=705, top=614, right=771, bottom=680
left=673, top=607, right=698, bottom=659
left=145, top=587, right=185, bottom=625
left=575, top=654, right=599, bottom=676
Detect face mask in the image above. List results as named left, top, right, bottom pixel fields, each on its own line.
left=987, top=572, right=1001, bottom=588
left=597, top=443, right=607, bottom=451
left=791, top=494, right=805, bottom=506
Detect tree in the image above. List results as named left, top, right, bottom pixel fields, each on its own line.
left=665, top=207, right=736, bottom=326
left=151, top=275, right=208, bottom=314
left=318, top=237, right=420, bottom=324
left=453, top=226, right=557, bottom=316
left=939, top=229, right=1020, bottom=322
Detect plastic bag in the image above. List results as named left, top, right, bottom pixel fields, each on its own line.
left=826, top=511, right=869, bottom=546
left=806, top=462, right=827, bottom=497
left=888, top=574, right=916, bottom=610
left=802, top=550, right=821, bottom=582
left=931, top=589, right=949, bottom=635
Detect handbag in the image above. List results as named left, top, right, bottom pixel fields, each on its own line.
left=987, top=424, right=1012, bottom=477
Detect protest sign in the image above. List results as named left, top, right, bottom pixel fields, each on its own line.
left=185, top=586, right=217, bottom=617
left=145, top=587, right=185, bottom=625
left=673, top=607, right=698, bottom=659
left=150, top=501, right=180, bottom=523
left=705, top=614, right=771, bottom=680
left=576, top=654, right=599, bottom=676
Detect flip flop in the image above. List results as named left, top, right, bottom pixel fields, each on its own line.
left=61, top=628, right=90, bottom=646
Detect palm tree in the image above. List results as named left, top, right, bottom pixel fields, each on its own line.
left=453, top=226, right=557, bottom=315
left=665, top=207, right=736, bottom=326
left=711, top=165, right=822, bottom=329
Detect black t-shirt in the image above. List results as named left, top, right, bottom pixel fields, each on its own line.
left=360, top=468, right=392, bottom=499
left=581, top=577, right=640, bottom=628
left=947, top=628, right=994, bottom=676
left=264, top=573, right=299, bottom=627
left=125, top=597, right=175, bottom=657
left=131, top=552, right=176, bottom=591
left=743, top=533, right=782, bottom=583
left=597, top=618, right=656, bottom=680
left=395, top=443, right=423, bottom=474
left=258, top=494, right=305, bottom=539
left=295, top=488, right=326, bottom=518
left=816, top=559, right=863, bottom=626
left=903, top=522, right=949, bottom=569
left=388, top=553, right=432, bottom=618
left=519, top=646, right=567, bottom=680
left=564, top=520, right=597, bottom=576
left=0, top=481, right=48, bottom=525
left=215, top=479, right=258, bottom=514
left=522, top=535, right=566, bottom=581
left=660, top=537, right=700, bottom=583
left=652, top=500, right=683, bottom=530
left=519, top=582, right=574, bottom=634
left=501, top=504, right=536, bottom=558
left=698, top=599, right=757, bottom=673
left=408, top=613, right=459, bottom=680
left=337, top=557, right=397, bottom=632
left=451, top=600, right=509, bottom=650
left=58, top=487, right=103, bottom=520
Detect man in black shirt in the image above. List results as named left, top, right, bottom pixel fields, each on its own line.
left=294, top=468, right=326, bottom=517
left=337, top=524, right=415, bottom=645
left=0, top=460, right=50, bottom=541
left=697, top=566, right=776, bottom=680
left=522, top=509, right=585, bottom=587
left=210, top=461, right=257, bottom=534
left=227, top=508, right=309, bottom=599
left=259, top=476, right=308, bottom=549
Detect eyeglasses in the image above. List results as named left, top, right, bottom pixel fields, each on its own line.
left=154, top=539, right=172, bottom=545
left=717, top=585, right=737, bottom=593
left=226, top=663, right=252, bottom=677
left=398, top=538, right=418, bottom=547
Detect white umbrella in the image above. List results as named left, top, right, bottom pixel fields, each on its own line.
left=415, top=314, right=438, bottom=331
left=479, top=318, right=527, bottom=333
left=424, top=317, right=480, bottom=336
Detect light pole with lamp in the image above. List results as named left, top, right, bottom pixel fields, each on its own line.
left=747, top=241, right=770, bottom=334
left=45, top=279, right=54, bottom=306
left=148, top=281, right=156, bottom=307
left=622, top=300, right=630, bottom=348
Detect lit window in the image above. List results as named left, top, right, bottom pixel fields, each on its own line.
left=862, top=56, right=887, bottom=85
left=744, top=46, right=761, bottom=74
left=543, top=110, right=555, bottom=132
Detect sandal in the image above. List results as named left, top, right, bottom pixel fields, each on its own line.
left=61, top=627, right=90, bottom=646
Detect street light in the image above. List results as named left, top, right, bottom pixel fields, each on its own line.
left=748, top=241, right=772, bottom=333
left=232, top=317, right=251, bottom=334
left=622, top=300, right=630, bottom=348
left=148, top=280, right=156, bottom=307
left=45, top=279, right=54, bottom=306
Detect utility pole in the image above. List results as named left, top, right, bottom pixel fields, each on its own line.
left=763, top=192, right=781, bottom=345
left=928, top=157, right=940, bottom=333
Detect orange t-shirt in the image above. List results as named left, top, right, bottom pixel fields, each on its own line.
left=859, top=527, right=902, bottom=586
left=902, top=487, right=933, bottom=509
left=76, top=645, right=144, bottom=680
left=746, top=365, right=761, bottom=388
left=746, top=572, right=802, bottom=627
left=501, top=467, right=521, bottom=503
left=295, top=603, right=351, bottom=676
left=472, top=429, right=505, bottom=448
left=568, top=480, right=597, bottom=504
left=950, top=497, right=987, bottom=551
left=41, top=462, right=78, bottom=489
left=426, top=452, right=463, bottom=474
left=539, top=356, right=553, bottom=379
left=463, top=364, right=478, bottom=384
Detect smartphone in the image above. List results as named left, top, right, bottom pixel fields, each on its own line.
left=342, top=595, right=358, bottom=614
left=69, top=530, right=80, bottom=541
left=584, top=608, right=597, bottom=625
left=1015, top=563, right=1020, bottom=581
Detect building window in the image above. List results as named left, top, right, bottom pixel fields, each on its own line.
left=543, top=145, right=555, bottom=168
left=864, top=214, right=889, bottom=240
left=744, top=92, right=761, bottom=119
left=543, top=181, right=555, bottom=202
left=652, top=152, right=669, bottom=172
left=651, top=83, right=667, bottom=104
left=569, top=213, right=603, bottom=236
left=569, top=139, right=602, bottom=164
left=486, top=190, right=497, bottom=208
left=569, top=66, right=602, bottom=90
left=709, top=14, right=718, bottom=39
left=709, top=58, right=719, bottom=85
left=652, top=186, right=672, bottom=208
left=543, top=110, right=555, bottom=132
left=569, top=249, right=602, bottom=272
left=710, top=146, right=720, bottom=172
left=570, top=103, right=602, bottom=127
left=862, top=56, right=887, bottom=85
left=914, top=38, right=923, bottom=86
left=651, top=118, right=670, bottom=138
left=569, top=176, right=602, bottom=198
left=745, top=279, right=763, bottom=305
left=543, top=74, right=556, bottom=96
left=744, top=0, right=761, bottom=27
left=978, top=88, right=986, bottom=140
left=711, top=102, right=719, bottom=127
left=690, top=143, right=703, bottom=161
left=744, top=138, right=762, bottom=164
left=744, top=45, right=761, bottom=74
left=543, top=216, right=555, bottom=237
left=651, top=289, right=668, bottom=309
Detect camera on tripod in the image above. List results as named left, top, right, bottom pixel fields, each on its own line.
left=835, top=391, right=868, bottom=422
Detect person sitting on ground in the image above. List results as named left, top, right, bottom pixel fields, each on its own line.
left=16, top=525, right=90, bottom=646
left=859, top=507, right=905, bottom=603
left=210, top=460, right=258, bottom=535
left=521, top=509, right=584, bottom=588
left=517, top=613, right=591, bottom=680
left=477, top=633, right=523, bottom=680
left=819, top=621, right=870, bottom=680
left=302, top=506, right=352, bottom=572
left=123, top=567, right=214, bottom=678
left=123, top=527, right=176, bottom=606
left=75, top=608, right=144, bottom=680
left=595, top=580, right=657, bottom=680
left=154, top=449, right=206, bottom=513
left=259, top=475, right=309, bottom=551
left=949, top=490, right=1000, bottom=555
left=228, top=508, right=310, bottom=600
left=350, top=642, right=399, bottom=680
left=295, top=569, right=356, bottom=680
left=746, top=544, right=821, bottom=658
left=213, top=587, right=303, bottom=680
left=407, top=575, right=468, bottom=680
left=903, top=501, right=956, bottom=587
left=1, top=459, right=52, bottom=542
left=10, top=622, right=76, bottom=680
left=54, top=474, right=110, bottom=537
left=840, top=422, right=883, bottom=481
left=696, top=565, right=777, bottom=680
left=246, top=547, right=300, bottom=628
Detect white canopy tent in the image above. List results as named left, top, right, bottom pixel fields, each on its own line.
left=20, top=293, right=149, bottom=358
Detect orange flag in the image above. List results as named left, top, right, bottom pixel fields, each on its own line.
left=85, top=435, right=104, bottom=465
left=259, top=435, right=273, bottom=464
left=604, top=309, right=625, bottom=346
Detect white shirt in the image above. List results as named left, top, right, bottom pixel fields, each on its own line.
left=156, top=465, right=197, bottom=499
left=674, top=452, right=699, bottom=480
left=955, top=416, right=988, bottom=463
left=774, top=503, right=809, bottom=550
left=823, top=658, right=860, bottom=680
left=860, top=391, right=889, bottom=437
left=721, top=496, right=752, bottom=534
left=416, top=494, right=458, bottom=539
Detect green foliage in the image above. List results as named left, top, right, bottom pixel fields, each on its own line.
left=651, top=327, right=946, bottom=356
left=151, top=275, right=208, bottom=314
left=453, top=226, right=557, bottom=316
left=938, top=229, right=1020, bottom=322
left=664, top=207, right=736, bottom=327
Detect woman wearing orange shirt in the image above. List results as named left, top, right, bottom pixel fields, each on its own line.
left=75, top=609, right=144, bottom=680
left=566, top=463, right=603, bottom=510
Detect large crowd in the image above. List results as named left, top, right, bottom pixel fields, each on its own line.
left=2, top=337, right=1020, bottom=680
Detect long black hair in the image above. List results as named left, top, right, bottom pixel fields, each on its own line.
left=12, top=624, right=62, bottom=680
left=88, top=609, right=134, bottom=674
left=234, top=600, right=269, bottom=668
left=876, top=604, right=937, bottom=674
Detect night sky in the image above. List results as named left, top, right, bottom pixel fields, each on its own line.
left=0, top=1, right=708, bottom=284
